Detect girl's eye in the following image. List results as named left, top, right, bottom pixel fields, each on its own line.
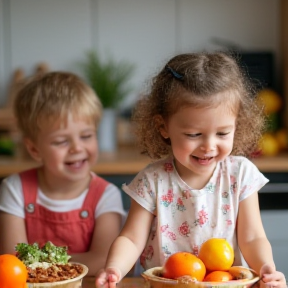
left=186, top=133, right=201, bottom=138
left=217, top=132, right=230, bottom=136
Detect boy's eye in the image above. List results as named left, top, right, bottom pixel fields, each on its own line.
left=81, top=134, right=93, bottom=139
left=53, top=140, right=67, bottom=145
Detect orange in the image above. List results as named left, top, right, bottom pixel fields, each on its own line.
left=198, top=238, right=234, bottom=272
left=257, top=88, right=282, bottom=114
left=162, top=252, right=206, bottom=281
left=203, top=271, right=233, bottom=282
left=260, top=133, right=280, bottom=156
left=275, top=129, right=288, bottom=150
left=0, top=254, right=28, bottom=288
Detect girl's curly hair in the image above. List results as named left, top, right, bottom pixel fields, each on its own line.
left=132, top=51, right=266, bottom=159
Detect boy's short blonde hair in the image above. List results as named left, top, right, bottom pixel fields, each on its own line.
left=14, top=71, right=102, bottom=140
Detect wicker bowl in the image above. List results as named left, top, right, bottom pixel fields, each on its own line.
left=142, top=267, right=260, bottom=288
left=27, top=263, right=88, bottom=288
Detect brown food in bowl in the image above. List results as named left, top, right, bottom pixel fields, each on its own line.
left=27, top=263, right=83, bottom=283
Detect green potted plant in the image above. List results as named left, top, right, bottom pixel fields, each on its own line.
left=81, top=50, right=135, bottom=152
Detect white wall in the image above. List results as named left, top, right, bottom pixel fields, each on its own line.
left=0, top=0, right=280, bottom=108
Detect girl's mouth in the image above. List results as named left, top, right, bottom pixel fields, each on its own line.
left=193, top=155, right=214, bottom=160
left=192, top=155, right=214, bottom=165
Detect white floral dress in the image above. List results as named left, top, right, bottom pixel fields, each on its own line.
left=122, top=155, right=268, bottom=270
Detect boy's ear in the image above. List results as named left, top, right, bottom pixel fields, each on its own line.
left=24, top=138, right=42, bottom=162
left=154, top=115, right=169, bottom=139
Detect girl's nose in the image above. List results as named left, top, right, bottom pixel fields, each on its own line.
left=200, top=137, right=216, bottom=152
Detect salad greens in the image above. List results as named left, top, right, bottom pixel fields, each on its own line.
left=15, top=241, right=71, bottom=265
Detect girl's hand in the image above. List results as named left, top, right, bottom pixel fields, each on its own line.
left=260, top=264, right=286, bottom=288
left=95, top=267, right=122, bottom=288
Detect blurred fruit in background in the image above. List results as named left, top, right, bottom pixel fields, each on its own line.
left=275, top=128, right=288, bottom=150
left=260, top=133, right=280, bottom=156
left=266, top=113, right=281, bottom=133
left=257, top=88, right=282, bottom=133
left=258, top=130, right=288, bottom=157
left=257, top=88, right=282, bottom=115
left=255, top=88, right=288, bottom=156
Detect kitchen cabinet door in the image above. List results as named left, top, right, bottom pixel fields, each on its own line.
left=261, top=210, right=288, bottom=277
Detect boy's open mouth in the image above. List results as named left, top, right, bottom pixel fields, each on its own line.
left=65, top=159, right=86, bottom=168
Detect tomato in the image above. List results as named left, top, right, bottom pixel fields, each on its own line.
left=0, top=254, right=28, bottom=288
left=163, top=252, right=206, bottom=281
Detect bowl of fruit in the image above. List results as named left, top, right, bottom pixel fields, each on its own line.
left=142, top=238, right=260, bottom=288
left=0, top=242, right=88, bottom=288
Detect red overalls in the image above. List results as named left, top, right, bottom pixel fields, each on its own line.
left=20, top=168, right=108, bottom=253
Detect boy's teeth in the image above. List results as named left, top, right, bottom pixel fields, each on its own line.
left=69, top=161, right=82, bottom=168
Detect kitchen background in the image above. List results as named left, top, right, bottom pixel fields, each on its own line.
left=0, top=0, right=282, bottom=108
left=0, top=0, right=287, bottom=277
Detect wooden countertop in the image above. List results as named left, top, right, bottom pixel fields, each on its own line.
left=82, top=277, right=145, bottom=288
left=252, top=154, right=288, bottom=173
left=0, top=147, right=288, bottom=178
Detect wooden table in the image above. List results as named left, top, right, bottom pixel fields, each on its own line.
left=82, top=277, right=146, bottom=288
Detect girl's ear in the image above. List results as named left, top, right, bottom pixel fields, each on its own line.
left=154, top=115, right=169, bottom=139
left=24, top=138, right=42, bottom=162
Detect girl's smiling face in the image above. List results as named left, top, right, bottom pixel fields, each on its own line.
left=159, top=103, right=237, bottom=188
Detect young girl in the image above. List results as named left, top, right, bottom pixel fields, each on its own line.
left=0, top=72, right=126, bottom=276
left=95, top=52, right=286, bottom=288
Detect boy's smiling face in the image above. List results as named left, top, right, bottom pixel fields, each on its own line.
left=25, top=113, right=98, bottom=186
left=159, top=103, right=236, bottom=188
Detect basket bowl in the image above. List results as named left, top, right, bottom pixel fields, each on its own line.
left=142, top=267, right=260, bottom=288
left=27, top=263, right=88, bottom=288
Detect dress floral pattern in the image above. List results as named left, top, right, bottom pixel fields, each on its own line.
left=122, top=155, right=268, bottom=270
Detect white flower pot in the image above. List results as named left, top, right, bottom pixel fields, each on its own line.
left=98, top=108, right=117, bottom=152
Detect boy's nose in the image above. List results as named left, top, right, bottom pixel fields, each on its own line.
left=69, top=140, right=82, bottom=153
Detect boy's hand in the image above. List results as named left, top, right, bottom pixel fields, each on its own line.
left=260, top=264, right=286, bottom=288
left=95, top=267, right=122, bottom=288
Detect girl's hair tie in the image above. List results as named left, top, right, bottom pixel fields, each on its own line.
left=165, top=66, right=184, bottom=80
